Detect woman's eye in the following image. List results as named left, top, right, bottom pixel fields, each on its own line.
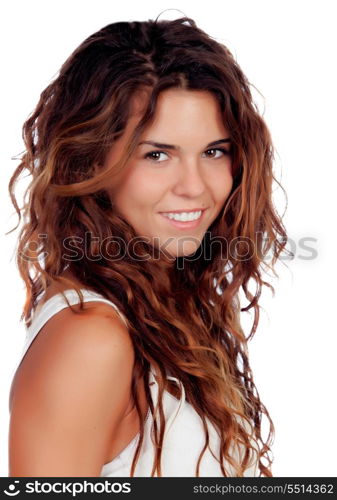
left=203, top=148, right=229, bottom=159
left=144, top=150, right=169, bottom=162
left=144, top=148, right=230, bottom=163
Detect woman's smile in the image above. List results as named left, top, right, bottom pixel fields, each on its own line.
left=158, top=207, right=208, bottom=230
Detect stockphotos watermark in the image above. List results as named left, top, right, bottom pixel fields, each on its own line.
left=3, top=479, right=131, bottom=496
left=19, top=231, right=317, bottom=265
left=2, top=478, right=335, bottom=498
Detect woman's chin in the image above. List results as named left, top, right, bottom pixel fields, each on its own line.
left=161, top=242, right=202, bottom=260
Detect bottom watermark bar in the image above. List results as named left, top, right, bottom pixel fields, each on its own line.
left=1, top=477, right=335, bottom=499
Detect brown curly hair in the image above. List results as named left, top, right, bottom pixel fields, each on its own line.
left=7, top=16, right=289, bottom=476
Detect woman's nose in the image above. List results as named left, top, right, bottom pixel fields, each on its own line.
left=172, top=159, right=207, bottom=198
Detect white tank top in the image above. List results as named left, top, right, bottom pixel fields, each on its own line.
left=11, top=288, right=259, bottom=477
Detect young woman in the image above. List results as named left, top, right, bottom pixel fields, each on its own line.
left=7, top=16, right=288, bottom=477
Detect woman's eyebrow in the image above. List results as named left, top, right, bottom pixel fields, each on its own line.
left=138, top=138, right=231, bottom=150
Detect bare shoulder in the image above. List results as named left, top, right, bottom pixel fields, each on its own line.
left=9, top=302, right=134, bottom=477
left=33, top=298, right=133, bottom=360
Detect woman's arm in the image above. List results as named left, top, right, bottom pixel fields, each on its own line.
left=8, top=304, right=135, bottom=477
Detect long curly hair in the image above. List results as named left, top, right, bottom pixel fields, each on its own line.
left=7, top=16, right=289, bottom=476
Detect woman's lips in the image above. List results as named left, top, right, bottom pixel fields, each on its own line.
left=158, top=209, right=207, bottom=230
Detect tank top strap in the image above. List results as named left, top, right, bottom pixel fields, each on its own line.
left=11, top=288, right=129, bottom=381
left=31, top=288, right=129, bottom=330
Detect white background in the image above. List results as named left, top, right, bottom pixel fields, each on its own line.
left=1, top=0, right=336, bottom=477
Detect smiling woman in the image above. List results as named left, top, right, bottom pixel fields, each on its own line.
left=7, top=15, right=289, bottom=477
left=107, top=88, right=234, bottom=257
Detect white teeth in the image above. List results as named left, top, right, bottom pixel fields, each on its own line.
left=161, top=210, right=202, bottom=222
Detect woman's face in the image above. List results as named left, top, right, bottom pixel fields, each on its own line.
left=106, top=88, right=233, bottom=259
